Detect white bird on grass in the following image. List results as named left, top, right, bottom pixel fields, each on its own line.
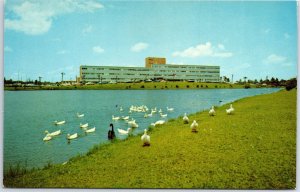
left=209, top=106, right=216, bottom=116
left=141, top=129, right=150, bottom=146
left=190, top=120, right=198, bottom=133
left=226, top=104, right=234, bottom=115
left=118, top=128, right=132, bottom=135
left=183, top=113, right=189, bottom=124
left=151, top=120, right=165, bottom=127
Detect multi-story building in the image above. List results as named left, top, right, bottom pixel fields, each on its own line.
left=79, top=57, right=220, bottom=83
left=145, top=57, right=166, bottom=68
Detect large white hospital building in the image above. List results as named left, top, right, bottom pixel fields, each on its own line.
left=79, top=57, right=220, bottom=83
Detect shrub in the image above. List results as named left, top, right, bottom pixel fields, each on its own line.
left=206, top=85, right=208, bottom=88
left=186, top=85, right=189, bottom=88
left=165, top=86, right=168, bottom=89
left=201, top=85, right=203, bottom=88
left=215, top=85, right=218, bottom=88
left=244, top=84, right=251, bottom=89
left=286, top=78, right=297, bottom=91
left=176, top=85, right=179, bottom=88
left=154, top=86, right=156, bottom=88
left=196, top=85, right=199, bottom=88
left=140, top=85, right=145, bottom=88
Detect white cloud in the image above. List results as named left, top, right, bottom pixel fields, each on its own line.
left=4, top=46, right=13, bottom=52
left=172, top=42, right=233, bottom=58
left=131, top=42, right=149, bottom=52
left=5, top=0, right=103, bottom=35
left=93, top=46, right=104, bottom=53
left=264, top=54, right=287, bottom=64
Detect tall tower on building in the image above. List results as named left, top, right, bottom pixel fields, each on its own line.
left=145, top=57, right=166, bottom=68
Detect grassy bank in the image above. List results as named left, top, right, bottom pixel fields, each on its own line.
left=4, top=89, right=296, bottom=189
left=4, top=81, right=260, bottom=91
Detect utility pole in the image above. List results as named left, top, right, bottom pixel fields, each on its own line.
left=61, top=72, right=65, bottom=82
left=231, top=74, right=233, bottom=83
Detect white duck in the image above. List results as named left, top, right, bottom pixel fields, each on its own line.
left=77, top=113, right=84, bottom=118
left=118, top=128, right=132, bottom=135
left=151, top=120, right=165, bottom=127
left=160, top=113, right=167, bottom=118
left=45, top=130, right=61, bottom=137
left=167, top=107, right=174, bottom=112
left=190, top=120, right=198, bottom=133
left=112, top=115, right=120, bottom=120
left=183, top=113, right=189, bottom=124
left=129, top=121, right=139, bottom=128
left=122, top=116, right=129, bottom=120
left=127, top=118, right=135, bottom=124
left=226, top=104, right=234, bottom=115
left=85, top=127, right=96, bottom=133
left=43, top=135, right=52, bottom=141
left=54, top=120, right=65, bottom=125
left=67, top=133, right=78, bottom=140
left=209, top=106, right=216, bottom=116
left=151, top=107, right=157, bottom=113
left=80, top=123, right=88, bottom=128
left=141, top=129, right=150, bottom=146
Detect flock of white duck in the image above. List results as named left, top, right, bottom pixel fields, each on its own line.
left=43, top=103, right=235, bottom=147
left=43, top=113, right=95, bottom=141
left=110, top=105, right=173, bottom=136
left=141, top=103, right=235, bottom=146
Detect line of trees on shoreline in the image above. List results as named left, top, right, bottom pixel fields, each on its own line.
left=4, top=76, right=297, bottom=91
left=221, top=76, right=297, bottom=90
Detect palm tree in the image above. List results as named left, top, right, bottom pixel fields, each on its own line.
left=244, top=76, right=247, bottom=84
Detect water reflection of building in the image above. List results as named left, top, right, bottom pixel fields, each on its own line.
left=79, top=57, right=220, bottom=83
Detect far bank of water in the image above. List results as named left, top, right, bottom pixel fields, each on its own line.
left=4, top=88, right=280, bottom=171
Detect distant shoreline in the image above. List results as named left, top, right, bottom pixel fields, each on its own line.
left=4, top=82, right=274, bottom=91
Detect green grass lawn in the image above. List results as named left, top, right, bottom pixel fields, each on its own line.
left=4, top=89, right=296, bottom=189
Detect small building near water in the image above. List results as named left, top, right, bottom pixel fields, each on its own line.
left=79, top=57, right=220, bottom=83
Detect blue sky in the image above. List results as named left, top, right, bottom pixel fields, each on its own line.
left=4, top=0, right=298, bottom=82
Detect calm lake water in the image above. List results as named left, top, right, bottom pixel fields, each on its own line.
left=4, top=88, right=280, bottom=170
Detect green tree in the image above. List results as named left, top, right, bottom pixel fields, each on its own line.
left=285, top=78, right=297, bottom=91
